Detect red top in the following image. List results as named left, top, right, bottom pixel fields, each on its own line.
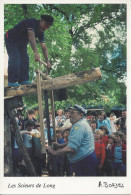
left=95, top=140, right=105, bottom=166
left=101, top=135, right=108, bottom=147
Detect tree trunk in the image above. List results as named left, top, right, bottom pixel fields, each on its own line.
left=10, top=117, right=37, bottom=176
left=4, top=115, right=14, bottom=176
left=5, top=68, right=102, bottom=98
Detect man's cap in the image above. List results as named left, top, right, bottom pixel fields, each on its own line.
left=68, top=104, right=87, bottom=114
left=24, top=119, right=35, bottom=127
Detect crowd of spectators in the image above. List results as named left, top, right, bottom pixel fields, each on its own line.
left=11, top=106, right=126, bottom=177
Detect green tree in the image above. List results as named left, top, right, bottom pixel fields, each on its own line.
left=4, top=4, right=126, bottom=112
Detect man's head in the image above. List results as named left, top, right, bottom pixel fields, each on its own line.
left=40, top=15, right=54, bottom=31
left=89, top=111, right=98, bottom=122
left=24, top=119, right=35, bottom=131
left=64, top=108, right=70, bottom=119
left=94, top=129, right=103, bottom=140
left=27, top=109, right=35, bottom=120
left=63, top=129, right=70, bottom=138
left=114, top=131, right=124, bottom=143
left=90, top=120, right=97, bottom=131
left=98, top=111, right=106, bottom=122
left=57, top=109, right=63, bottom=116
left=122, top=110, right=126, bottom=119
left=56, top=130, right=63, bottom=139
left=68, top=104, right=86, bottom=125
left=99, top=125, right=109, bottom=135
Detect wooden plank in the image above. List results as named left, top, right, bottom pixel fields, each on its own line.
left=4, top=67, right=102, bottom=98
left=36, top=71, right=46, bottom=154
left=50, top=90, right=56, bottom=141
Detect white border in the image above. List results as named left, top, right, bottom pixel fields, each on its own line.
left=0, top=0, right=131, bottom=194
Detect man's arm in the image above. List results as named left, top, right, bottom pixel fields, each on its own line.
left=46, top=146, right=74, bottom=156
left=40, top=42, right=51, bottom=69
left=53, top=142, right=68, bottom=149
left=28, top=30, right=40, bottom=61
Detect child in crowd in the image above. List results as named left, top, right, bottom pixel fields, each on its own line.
left=111, top=131, right=126, bottom=176
left=90, top=120, right=97, bottom=135
left=20, top=119, right=42, bottom=176
left=55, top=109, right=66, bottom=127
left=99, top=125, right=109, bottom=147
left=63, top=129, right=70, bottom=143
left=103, top=134, right=115, bottom=176
left=52, top=130, right=65, bottom=176
left=94, top=130, right=105, bottom=176
left=22, top=109, right=37, bottom=130
left=62, top=129, right=72, bottom=176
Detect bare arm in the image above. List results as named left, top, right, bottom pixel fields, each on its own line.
left=28, top=30, right=40, bottom=61
left=46, top=146, right=74, bottom=156
left=53, top=142, right=68, bottom=149
left=40, top=42, right=51, bottom=69
left=20, top=131, right=31, bottom=135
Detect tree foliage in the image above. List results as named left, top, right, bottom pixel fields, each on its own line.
left=4, top=4, right=126, bottom=111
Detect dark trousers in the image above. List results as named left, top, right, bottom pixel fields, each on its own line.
left=71, top=151, right=97, bottom=176
left=5, top=36, right=29, bottom=83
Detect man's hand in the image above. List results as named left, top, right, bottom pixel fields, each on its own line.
left=34, top=52, right=40, bottom=61
left=46, top=146, right=56, bottom=155
left=52, top=142, right=61, bottom=149
left=46, top=60, right=51, bottom=69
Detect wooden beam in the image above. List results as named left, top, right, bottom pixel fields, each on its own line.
left=36, top=71, right=46, bottom=154
left=4, top=68, right=102, bottom=98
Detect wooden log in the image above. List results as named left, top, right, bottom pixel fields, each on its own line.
left=4, top=67, right=102, bottom=98
left=10, top=117, right=37, bottom=176
left=4, top=115, right=14, bottom=176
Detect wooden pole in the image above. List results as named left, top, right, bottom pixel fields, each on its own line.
left=50, top=90, right=56, bottom=141
left=36, top=64, right=46, bottom=154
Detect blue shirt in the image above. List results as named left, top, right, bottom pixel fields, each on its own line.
left=67, top=118, right=95, bottom=163
left=8, top=18, right=45, bottom=44
left=57, top=137, right=65, bottom=144
left=97, top=119, right=111, bottom=134
left=114, top=146, right=122, bottom=163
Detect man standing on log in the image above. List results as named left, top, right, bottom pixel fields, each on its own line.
left=5, top=15, right=54, bottom=87
left=46, top=104, right=97, bottom=176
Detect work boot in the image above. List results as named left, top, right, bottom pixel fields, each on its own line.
left=8, top=82, right=21, bottom=87
left=19, top=81, right=32, bottom=85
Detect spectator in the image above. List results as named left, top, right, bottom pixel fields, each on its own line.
left=90, top=120, right=98, bottom=135
left=103, top=134, right=115, bottom=176
left=63, top=129, right=70, bottom=143
left=94, top=130, right=105, bottom=176
left=64, top=108, right=70, bottom=120
left=62, top=128, right=72, bottom=176
left=97, top=111, right=111, bottom=134
left=111, top=131, right=126, bottom=176
left=52, top=130, right=65, bottom=176
left=99, top=125, right=109, bottom=147
left=115, top=110, right=126, bottom=133
left=46, top=104, right=97, bottom=176
left=22, top=109, right=37, bottom=130
left=55, top=109, right=66, bottom=127
left=20, top=119, right=42, bottom=176
left=109, top=112, right=117, bottom=133
left=87, top=111, right=98, bottom=126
